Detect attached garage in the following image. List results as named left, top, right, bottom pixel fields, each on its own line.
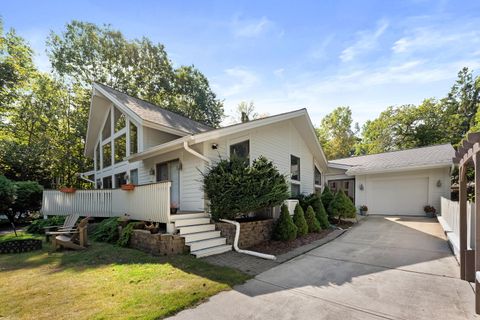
left=326, top=144, right=454, bottom=216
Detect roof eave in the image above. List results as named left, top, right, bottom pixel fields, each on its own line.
left=346, top=162, right=453, bottom=175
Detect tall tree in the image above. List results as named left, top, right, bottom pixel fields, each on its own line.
left=236, top=101, right=258, bottom=123
left=316, top=106, right=358, bottom=159
left=47, top=20, right=224, bottom=127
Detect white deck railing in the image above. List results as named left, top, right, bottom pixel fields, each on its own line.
left=439, top=197, right=475, bottom=256
left=41, top=182, right=171, bottom=223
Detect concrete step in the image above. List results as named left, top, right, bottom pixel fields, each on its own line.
left=191, top=244, right=232, bottom=258
left=178, top=224, right=216, bottom=235
left=170, top=212, right=209, bottom=221
left=174, top=217, right=210, bottom=227
left=187, top=237, right=226, bottom=251
left=183, top=230, right=221, bottom=243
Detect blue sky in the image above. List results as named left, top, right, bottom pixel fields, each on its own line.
left=2, top=0, right=480, bottom=126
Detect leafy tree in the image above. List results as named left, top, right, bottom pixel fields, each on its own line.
left=329, top=190, right=357, bottom=222
left=203, top=156, right=289, bottom=220
left=236, top=101, right=258, bottom=123
left=321, top=186, right=335, bottom=218
left=292, top=204, right=308, bottom=236
left=304, top=205, right=321, bottom=233
left=47, top=20, right=224, bottom=127
left=11, top=181, right=43, bottom=215
left=273, top=204, right=297, bottom=241
left=317, top=106, right=359, bottom=159
left=0, top=175, right=17, bottom=235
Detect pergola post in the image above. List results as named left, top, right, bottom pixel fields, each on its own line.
left=475, top=153, right=480, bottom=313
left=460, top=164, right=467, bottom=280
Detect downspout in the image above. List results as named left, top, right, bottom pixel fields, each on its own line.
left=77, top=173, right=95, bottom=184
left=220, top=219, right=276, bottom=260
left=183, top=140, right=211, bottom=164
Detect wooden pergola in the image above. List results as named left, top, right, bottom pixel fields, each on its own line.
left=453, top=132, right=480, bottom=313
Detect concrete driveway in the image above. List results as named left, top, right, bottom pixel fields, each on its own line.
left=171, top=216, right=477, bottom=320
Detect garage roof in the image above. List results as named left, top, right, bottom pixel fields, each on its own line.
left=328, top=144, right=455, bottom=175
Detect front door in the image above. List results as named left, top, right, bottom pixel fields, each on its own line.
left=156, top=160, right=180, bottom=208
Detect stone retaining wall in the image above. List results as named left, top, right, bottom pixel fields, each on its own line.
left=215, top=219, right=274, bottom=249
left=0, top=239, right=42, bottom=254
left=129, top=230, right=187, bottom=256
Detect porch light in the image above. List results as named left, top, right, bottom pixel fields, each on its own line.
left=437, top=180, right=442, bottom=187
left=211, top=143, right=218, bottom=150
left=149, top=168, right=155, bottom=176
left=359, top=184, right=364, bottom=191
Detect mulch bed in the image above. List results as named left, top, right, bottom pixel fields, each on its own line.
left=247, top=219, right=356, bottom=256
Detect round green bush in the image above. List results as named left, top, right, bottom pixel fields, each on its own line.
left=305, top=205, right=321, bottom=233
left=329, top=190, right=356, bottom=221
left=292, top=204, right=308, bottom=237
left=273, top=204, right=297, bottom=241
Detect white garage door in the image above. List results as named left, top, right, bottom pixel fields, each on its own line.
left=366, top=177, right=428, bottom=215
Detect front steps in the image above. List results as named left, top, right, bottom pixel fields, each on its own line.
left=171, top=213, right=231, bottom=258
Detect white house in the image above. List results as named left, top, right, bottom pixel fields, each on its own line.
left=325, top=144, right=455, bottom=216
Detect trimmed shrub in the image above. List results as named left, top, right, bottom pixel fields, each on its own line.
left=26, top=216, right=66, bottom=234
left=12, top=181, right=43, bottom=214
left=321, top=186, right=335, bottom=218
left=91, top=217, right=120, bottom=243
left=203, top=156, right=289, bottom=220
left=273, top=204, right=297, bottom=241
left=117, top=222, right=135, bottom=247
left=329, top=190, right=356, bottom=222
left=315, top=198, right=330, bottom=229
left=292, top=204, right=308, bottom=237
left=305, top=205, right=321, bottom=233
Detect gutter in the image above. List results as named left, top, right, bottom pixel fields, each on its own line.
left=220, top=219, right=276, bottom=260
left=183, top=141, right=211, bottom=165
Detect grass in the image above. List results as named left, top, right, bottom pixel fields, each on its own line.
left=0, top=236, right=250, bottom=319
left=0, top=231, right=42, bottom=243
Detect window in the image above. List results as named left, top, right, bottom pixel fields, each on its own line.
left=291, top=155, right=300, bottom=181
left=314, top=166, right=322, bottom=186
left=95, top=143, right=101, bottom=170
left=230, top=140, right=249, bottom=163
left=96, top=179, right=101, bottom=189
left=102, top=110, right=111, bottom=141
left=102, top=176, right=112, bottom=189
left=291, top=183, right=301, bottom=197
left=130, top=169, right=138, bottom=185
left=114, top=134, right=126, bottom=163
left=114, top=172, right=127, bottom=188
left=114, top=107, right=126, bottom=132
left=103, top=142, right=112, bottom=168
left=129, top=122, right=138, bottom=154
left=156, top=163, right=169, bottom=182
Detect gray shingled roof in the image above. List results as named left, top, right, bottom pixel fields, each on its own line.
left=329, top=144, right=454, bottom=174
left=96, top=83, right=213, bottom=134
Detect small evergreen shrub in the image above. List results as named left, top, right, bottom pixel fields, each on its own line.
left=117, top=222, right=135, bottom=247
left=329, top=190, right=356, bottom=222
left=315, top=198, right=330, bottom=229
left=91, top=217, right=120, bottom=243
left=26, top=216, right=66, bottom=234
left=203, top=156, right=289, bottom=220
left=273, top=204, right=297, bottom=241
left=292, top=204, right=308, bottom=237
left=305, top=205, right=321, bottom=233
left=321, top=186, right=335, bottom=218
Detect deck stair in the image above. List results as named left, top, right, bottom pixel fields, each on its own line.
left=170, top=212, right=231, bottom=258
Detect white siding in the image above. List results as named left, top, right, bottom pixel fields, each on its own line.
left=143, top=127, right=181, bottom=149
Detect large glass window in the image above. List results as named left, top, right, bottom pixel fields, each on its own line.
left=114, top=107, right=126, bottom=132
left=114, top=134, right=126, bottom=163
left=230, top=140, right=249, bottom=163
left=102, top=176, right=112, bottom=189
left=291, top=183, right=300, bottom=197
left=130, top=169, right=138, bottom=185
left=102, top=110, right=111, bottom=141
left=103, top=142, right=112, bottom=168
left=95, top=143, right=101, bottom=170
left=314, top=166, right=322, bottom=186
left=130, top=122, right=138, bottom=155
left=291, top=155, right=300, bottom=181
left=114, top=172, right=127, bottom=188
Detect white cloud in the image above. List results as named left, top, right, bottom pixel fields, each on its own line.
left=340, top=19, right=389, bottom=62
left=232, top=16, right=272, bottom=38
left=213, top=67, right=259, bottom=97
left=273, top=68, right=284, bottom=77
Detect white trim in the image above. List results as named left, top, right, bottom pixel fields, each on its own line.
left=143, top=120, right=190, bottom=137
left=346, top=163, right=452, bottom=175
left=328, top=163, right=353, bottom=170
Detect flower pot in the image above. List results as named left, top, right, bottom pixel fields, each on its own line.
left=60, top=187, right=76, bottom=193
left=121, top=184, right=135, bottom=191
left=170, top=208, right=178, bottom=215
left=426, top=212, right=435, bottom=218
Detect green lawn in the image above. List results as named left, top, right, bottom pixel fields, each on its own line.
left=0, top=231, right=42, bottom=243
left=0, top=235, right=249, bottom=319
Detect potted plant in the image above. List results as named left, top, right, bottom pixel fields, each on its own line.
left=121, top=174, right=135, bottom=191
left=359, top=205, right=368, bottom=216
left=170, top=202, right=178, bottom=215
left=424, top=205, right=436, bottom=218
